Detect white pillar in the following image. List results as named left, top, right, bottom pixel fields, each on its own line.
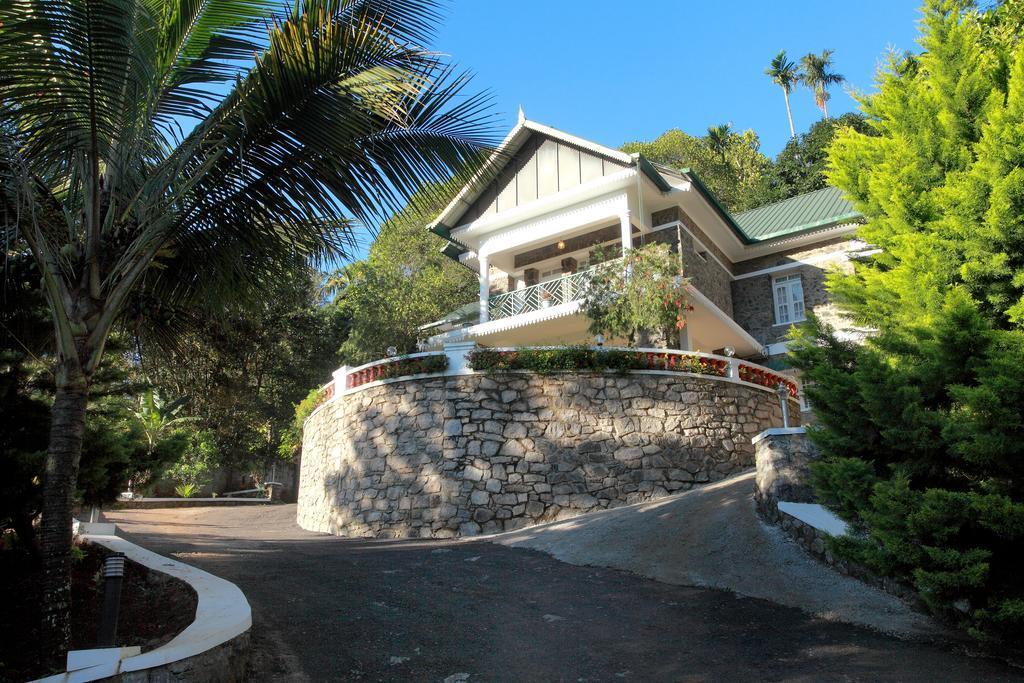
left=678, top=326, right=691, bottom=351
left=444, top=341, right=477, bottom=375
left=619, top=210, right=632, bottom=256
left=478, top=252, right=490, bottom=323
left=332, top=365, right=350, bottom=394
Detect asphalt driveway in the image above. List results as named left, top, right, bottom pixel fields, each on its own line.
left=103, top=498, right=1021, bottom=682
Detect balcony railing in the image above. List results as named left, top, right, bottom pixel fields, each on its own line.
left=488, top=268, right=593, bottom=320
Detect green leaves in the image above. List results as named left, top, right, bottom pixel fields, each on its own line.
left=794, top=0, right=1024, bottom=643
left=582, top=243, right=688, bottom=345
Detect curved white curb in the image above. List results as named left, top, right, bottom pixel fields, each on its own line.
left=35, top=531, right=251, bottom=683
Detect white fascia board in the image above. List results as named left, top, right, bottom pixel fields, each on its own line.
left=463, top=300, right=584, bottom=337
left=431, top=119, right=636, bottom=232
left=476, top=192, right=629, bottom=259
left=520, top=120, right=634, bottom=164
left=734, top=223, right=861, bottom=262
left=429, top=120, right=531, bottom=231
left=452, top=169, right=637, bottom=245
left=732, top=244, right=857, bottom=281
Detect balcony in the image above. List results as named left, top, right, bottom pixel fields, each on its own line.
left=488, top=268, right=593, bottom=320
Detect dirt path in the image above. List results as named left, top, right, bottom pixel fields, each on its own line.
left=103, top=496, right=1020, bottom=682
left=497, top=471, right=936, bottom=638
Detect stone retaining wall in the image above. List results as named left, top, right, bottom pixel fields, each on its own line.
left=752, top=429, right=922, bottom=606
left=298, top=372, right=795, bottom=538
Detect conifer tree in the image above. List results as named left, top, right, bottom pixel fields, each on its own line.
left=791, top=0, right=1024, bottom=642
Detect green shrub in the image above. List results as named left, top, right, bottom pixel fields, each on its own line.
left=174, top=483, right=199, bottom=498
left=466, top=347, right=727, bottom=376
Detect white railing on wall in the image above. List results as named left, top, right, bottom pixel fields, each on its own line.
left=488, top=268, right=594, bottom=320
left=318, top=343, right=800, bottom=406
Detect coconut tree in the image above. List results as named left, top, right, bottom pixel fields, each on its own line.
left=765, top=50, right=800, bottom=138
left=706, top=123, right=732, bottom=163
left=0, top=0, right=493, bottom=658
left=801, top=49, right=845, bottom=119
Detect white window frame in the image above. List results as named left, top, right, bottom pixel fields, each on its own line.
left=772, top=273, right=806, bottom=325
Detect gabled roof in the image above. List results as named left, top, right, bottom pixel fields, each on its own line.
left=428, top=115, right=669, bottom=235
left=732, top=186, right=860, bottom=243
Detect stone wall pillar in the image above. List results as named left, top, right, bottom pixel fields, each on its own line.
left=752, top=427, right=819, bottom=522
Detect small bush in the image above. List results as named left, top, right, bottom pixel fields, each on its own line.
left=467, top=347, right=727, bottom=376
left=174, top=483, right=199, bottom=498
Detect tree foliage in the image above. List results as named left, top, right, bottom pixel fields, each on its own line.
left=143, top=269, right=348, bottom=477
left=791, top=0, right=1024, bottom=643
left=0, top=0, right=493, bottom=650
left=756, top=113, right=873, bottom=203
left=621, top=127, right=772, bottom=212
left=582, top=243, right=689, bottom=345
left=336, top=184, right=476, bottom=364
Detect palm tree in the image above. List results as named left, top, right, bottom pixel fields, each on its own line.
left=706, top=123, right=732, bottom=163
left=765, top=50, right=800, bottom=138
left=801, top=50, right=845, bottom=119
left=0, top=0, right=493, bottom=657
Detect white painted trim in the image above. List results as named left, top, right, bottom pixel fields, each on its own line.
left=764, top=341, right=789, bottom=356
left=771, top=273, right=806, bottom=326
left=476, top=192, right=630, bottom=258
left=732, top=244, right=857, bottom=281
left=467, top=299, right=583, bottom=336
left=455, top=173, right=635, bottom=242
left=751, top=426, right=807, bottom=445
left=778, top=501, right=849, bottom=537
left=36, top=532, right=251, bottom=683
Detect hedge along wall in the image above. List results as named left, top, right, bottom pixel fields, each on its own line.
left=297, top=372, right=798, bottom=538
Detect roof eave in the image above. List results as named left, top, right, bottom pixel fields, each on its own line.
left=678, top=168, right=757, bottom=245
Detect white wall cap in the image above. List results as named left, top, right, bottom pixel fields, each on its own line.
left=778, top=501, right=849, bottom=537
left=67, top=647, right=139, bottom=672
left=751, top=426, right=807, bottom=445
left=34, top=532, right=252, bottom=682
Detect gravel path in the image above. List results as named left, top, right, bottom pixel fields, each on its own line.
left=102, top=486, right=1021, bottom=682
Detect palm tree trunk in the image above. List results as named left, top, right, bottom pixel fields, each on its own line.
left=38, top=365, right=89, bottom=663
left=783, top=89, right=796, bottom=138
left=823, top=99, right=829, bottom=121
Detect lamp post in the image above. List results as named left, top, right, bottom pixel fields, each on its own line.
left=775, top=382, right=790, bottom=428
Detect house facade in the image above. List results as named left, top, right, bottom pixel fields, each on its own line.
left=422, top=115, right=868, bottom=365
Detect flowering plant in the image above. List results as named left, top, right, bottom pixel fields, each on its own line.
left=581, top=243, right=690, bottom=344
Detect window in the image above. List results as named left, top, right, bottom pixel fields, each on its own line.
left=773, top=274, right=805, bottom=325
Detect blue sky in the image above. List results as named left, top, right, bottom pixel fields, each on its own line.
left=432, top=1, right=924, bottom=157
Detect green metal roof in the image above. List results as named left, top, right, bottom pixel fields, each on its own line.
left=732, top=186, right=861, bottom=243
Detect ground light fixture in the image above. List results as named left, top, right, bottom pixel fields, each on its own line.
left=97, top=552, right=126, bottom=647
left=594, top=334, right=605, bottom=347
left=386, top=346, right=398, bottom=357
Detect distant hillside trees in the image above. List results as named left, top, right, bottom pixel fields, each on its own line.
left=622, top=127, right=772, bottom=212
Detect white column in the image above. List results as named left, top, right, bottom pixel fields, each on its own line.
left=619, top=210, right=632, bottom=256
left=332, top=365, right=350, bottom=394
left=678, top=326, right=691, bottom=351
left=478, top=252, right=490, bottom=323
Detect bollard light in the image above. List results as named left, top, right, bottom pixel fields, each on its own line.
left=594, top=334, right=605, bottom=347
left=386, top=346, right=398, bottom=357
left=97, top=553, right=126, bottom=647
